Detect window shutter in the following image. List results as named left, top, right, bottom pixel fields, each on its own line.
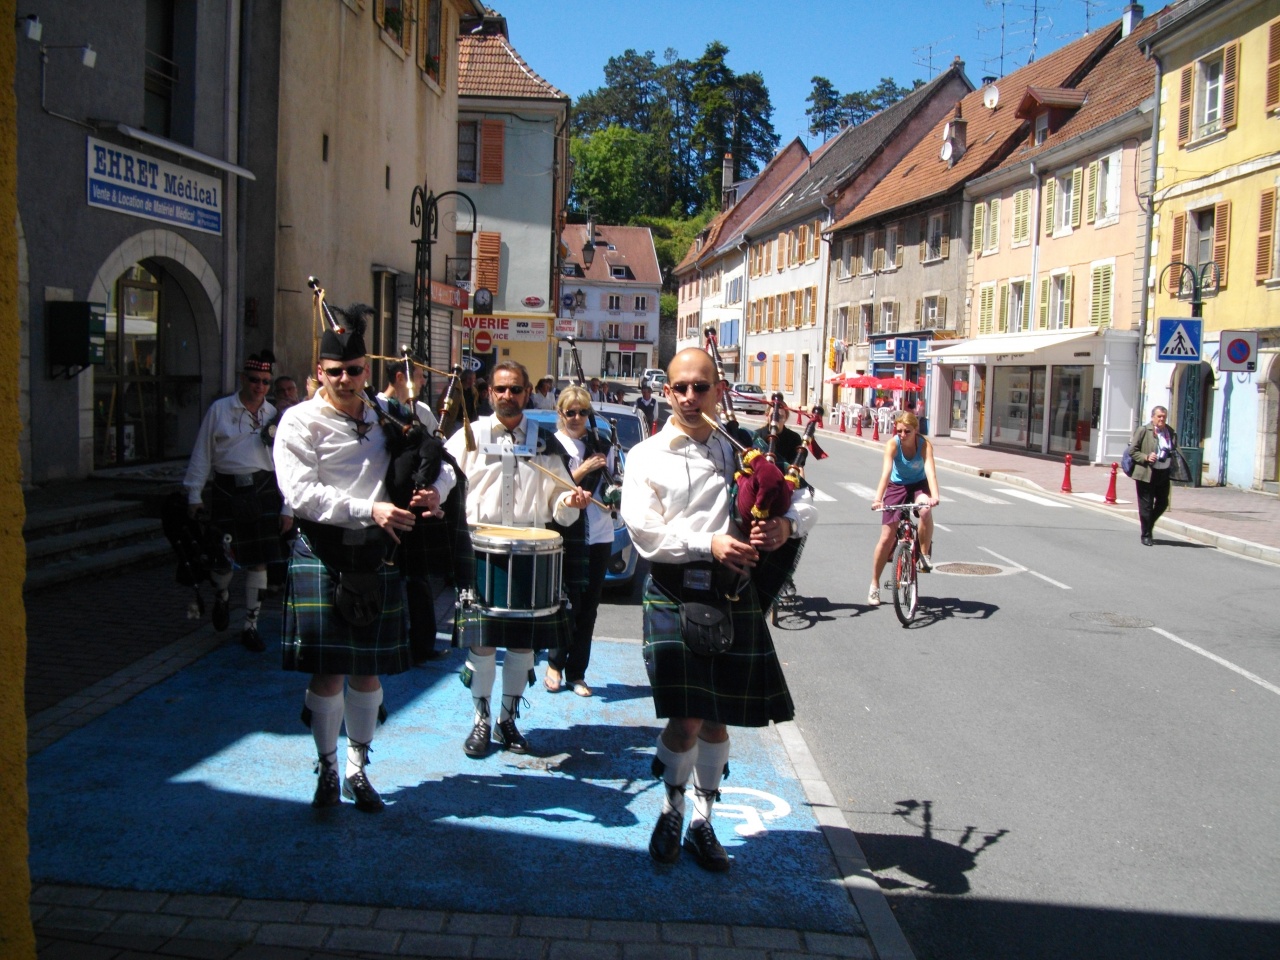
left=480, top=120, right=505, bottom=184
left=1044, top=178, right=1057, bottom=234
left=937, top=295, right=947, bottom=326
left=1177, top=66, right=1193, bottom=146
left=812, top=220, right=822, bottom=259
left=874, top=230, right=886, bottom=270
left=1090, top=266, right=1113, bottom=327
left=1212, top=200, right=1231, bottom=289
left=987, top=198, right=1001, bottom=251
left=915, top=299, right=923, bottom=326
left=1039, top=277, right=1050, bottom=328
left=894, top=235, right=903, bottom=267
left=979, top=286, right=994, bottom=334
left=998, top=283, right=1009, bottom=332
left=475, top=231, right=501, bottom=292
left=919, top=217, right=928, bottom=260
left=1070, top=168, right=1083, bottom=228
left=972, top=203, right=986, bottom=254
left=1086, top=162, right=1098, bottom=224
left=940, top=211, right=951, bottom=258
left=1222, top=42, right=1240, bottom=131
left=1023, top=281, right=1033, bottom=330
left=1257, top=188, right=1276, bottom=280
left=809, top=287, right=818, bottom=325
left=775, top=237, right=784, bottom=272
left=1169, top=212, right=1186, bottom=298
left=1062, top=274, right=1074, bottom=325
left=1267, top=20, right=1280, bottom=112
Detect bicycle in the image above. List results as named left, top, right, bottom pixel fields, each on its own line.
left=881, top=502, right=930, bottom=626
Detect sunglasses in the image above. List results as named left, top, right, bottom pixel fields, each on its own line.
left=669, top=381, right=713, bottom=396
left=244, top=375, right=272, bottom=385
left=492, top=384, right=525, bottom=395
left=563, top=408, right=590, bottom=418
left=323, top=364, right=366, bottom=379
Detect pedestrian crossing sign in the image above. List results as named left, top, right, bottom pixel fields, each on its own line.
left=1156, top=317, right=1202, bottom=363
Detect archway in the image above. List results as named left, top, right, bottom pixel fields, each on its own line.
left=1257, top=352, right=1280, bottom=489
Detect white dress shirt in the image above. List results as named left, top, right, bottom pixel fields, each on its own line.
left=555, top=430, right=615, bottom=545
left=621, top=420, right=816, bottom=565
left=443, top=413, right=580, bottom=528
left=184, top=392, right=277, bottom=504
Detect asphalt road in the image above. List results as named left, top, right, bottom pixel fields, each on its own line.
left=595, top=434, right=1280, bottom=960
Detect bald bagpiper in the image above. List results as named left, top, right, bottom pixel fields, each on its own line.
left=274, top=305, right=450, bottom=812
left=184, top=351, right=292, bottom=651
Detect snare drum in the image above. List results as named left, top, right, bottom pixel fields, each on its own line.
left=470, top=525, right=564, bottom=618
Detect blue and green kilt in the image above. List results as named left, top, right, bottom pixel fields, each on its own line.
left=210, top=470, right=286, bottom=568
left=282, top=535, right=409, bottom=676
left=454, top=603, right=569, bottom=651
left=642, top=570, right=794, bottom=728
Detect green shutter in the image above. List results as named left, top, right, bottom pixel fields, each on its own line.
left=973, top=203, right=986, bottom=255
left=1039, top=277, right=1050, bottom=329
left=998, top=283, right=1009, bottom=332
left=1086, top=162, right=1098, bottom=224
left=1044, top=178, right=1057, bottom=234
left=1070, top=168, right=1083, bottom=228
left=987, top=198, right=1001, bottom=252
left=1062, top=274, right=1074, bottom=325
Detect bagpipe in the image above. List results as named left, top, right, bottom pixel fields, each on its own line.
left=563, top=334, right=623, bottom=513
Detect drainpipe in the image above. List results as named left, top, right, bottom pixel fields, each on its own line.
left=1137, top=51, right=1163, bottom=432
left=819, top=199, right=836, bottom=410
left=235, top=0, right=252, bottom=389
left=738, top=236, right=751, bottom=387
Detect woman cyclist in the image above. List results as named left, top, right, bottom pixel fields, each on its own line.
left=868, top=411, right=940, bottom=607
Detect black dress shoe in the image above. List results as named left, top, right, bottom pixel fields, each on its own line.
left=495, top=718, right=530, bottom=754
left=684, top=819, right=731, bottom=873
left=648, top=808, right=683, bottom=865
left=342, top=770, right=385, bottom=813
left=212, top=592, right=230, bottom=631
left=1141, top=534, right=1153, bottom=546
left=312, top=758, right=341, bottom=809
left=240, top=625, right=265, bottom=652
left=463, top=718, right=491, bottom=758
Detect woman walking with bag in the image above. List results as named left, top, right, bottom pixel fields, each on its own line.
left=1127, top=406, right=1179, bottom=546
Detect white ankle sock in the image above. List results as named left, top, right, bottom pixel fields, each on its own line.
left=691, top=737, right=730, bottom=826
left=304, top=689, right=344, bottom=766
left=343, top=686, right=383, bottom=779
left=243, top=569, right=268, bottom=627
left=467, top=653, right=496, bottom=723
left=500, top=650, right=534, bottom=721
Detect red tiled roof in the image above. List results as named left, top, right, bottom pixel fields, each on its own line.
left=831, top=23, right=1121, bottom=229
left=562, top=224, right=662, bottom=285
left=458, top=32, right=568, bottom=101
left=1014, top=86, right=1089, bottom=118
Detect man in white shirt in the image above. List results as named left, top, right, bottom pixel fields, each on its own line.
left=621, top=348, right=816, bottom=874
left=184, top=351, right=292, bottom=651
left=443, top=360, right=590, bottom=758
left=275, top=306, right=445, bottom=813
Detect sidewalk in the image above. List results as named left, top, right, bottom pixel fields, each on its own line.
left=808, top=417, right=1280, bottom=565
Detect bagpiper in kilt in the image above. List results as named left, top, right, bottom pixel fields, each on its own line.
left=183, top=350, right=292, bottom=652
left=273, top=303, right=451, bottom=814
left=442, top=360, right=592, bottom=760
left=620, top=348, right=818, bottom=874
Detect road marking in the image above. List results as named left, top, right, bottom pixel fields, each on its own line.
left=1074, top=492, right=1132, bottom=504
left=1150, top=627, right=1280, bottom=697
left=948, top=485, right=1011, bottom=505
left=837, top=481, right=878, bottom=501
left=810, top=487, right=837, bottom=502
left=978, top=546, right=1072, bottom=590
left=992, top=488, right=1072, bottom=508
left=934, top=523, right=952, bottom=533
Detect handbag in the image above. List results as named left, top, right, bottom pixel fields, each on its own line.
left=1169, top=447, right=1193, bottom=484
left=680, top=601, right=735, bottom=656
left=1121, top=447, right=1135, bottom=477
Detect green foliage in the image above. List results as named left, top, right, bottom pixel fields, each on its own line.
left=570, top=126, right=654, bottom=225
left=634, top=207, right=717, bottom=287
left=660, top=292, right=678, bottom=322
left=806, top=77, right=841, bottom=141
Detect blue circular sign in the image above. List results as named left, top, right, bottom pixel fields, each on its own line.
left=1226, top=338, right=1251, bottom=364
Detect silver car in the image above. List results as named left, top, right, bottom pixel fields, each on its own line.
left=729, top=382, right=769, bottom=415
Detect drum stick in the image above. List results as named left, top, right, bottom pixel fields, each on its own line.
left=527, top=460, right=610, bottom=511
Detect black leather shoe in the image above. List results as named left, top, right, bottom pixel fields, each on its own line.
left=240, top=625, right=265, bottom=652
left=495, top=718, right=530, bottom=754
left=342, top=770, right=385, bottom=813
left=1141, top=534, right=1153, bottom=546
left=312, top=758, right=341, bottom=809
left=212, top=592, right=230, bottom=631
left=648, top=808, right=683, bottom=865
left=684, top=819, right=731, bottom=873
left=463, top=719, right=491, bottom=758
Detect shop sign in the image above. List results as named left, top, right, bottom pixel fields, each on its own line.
left=431, top=281, right=468, bottom=310
left=86, top=136, right=222, bottom=235
left=555, top=318, right=578, bottom=336
left=462, top=315, right=549, bottom=342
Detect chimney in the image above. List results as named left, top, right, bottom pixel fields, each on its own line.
left=949, top=102, right=967, bottom=157
left=721, top=152, right=736, bottom=208
left=1122, top=4, right=1143, bottom=37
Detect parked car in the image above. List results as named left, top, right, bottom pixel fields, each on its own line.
left=639, top=368, right=665, bottom=389
left=729, top=382, right=769, bottom=415
left=522, top=401, right=644, bottom=590
left=644, top=372, right=667, bottom=391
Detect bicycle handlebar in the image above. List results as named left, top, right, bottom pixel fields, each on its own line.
left=873, top=502, right=932, bottom=514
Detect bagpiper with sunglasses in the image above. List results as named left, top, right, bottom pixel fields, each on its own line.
left=620, top=348, right=817, bottom=874
left=441, top=360, right=591, bottom=759
left=273, top=305, right=448, bottom=813
left=184, top=350, right=293, bottom=651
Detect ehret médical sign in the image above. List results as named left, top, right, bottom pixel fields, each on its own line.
left=86, top=137, right=223, bottom=236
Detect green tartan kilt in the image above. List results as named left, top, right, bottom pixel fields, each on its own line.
left=454, top=602, right=570, bottom=651
left=641, top=573, right=795, bottom=728
left=210, top=471, right=286, bottom=568
left=282, top=539, right=409, bottom=677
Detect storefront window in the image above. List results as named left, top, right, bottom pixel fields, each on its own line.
left=950, top=369, right=969, bottom=432
left=991, top=365, right=1045, bottom=449
left=1048, top=365, right=1094, bottom=454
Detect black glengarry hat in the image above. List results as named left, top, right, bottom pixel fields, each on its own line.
left=320, top=303, right=371, bottom=361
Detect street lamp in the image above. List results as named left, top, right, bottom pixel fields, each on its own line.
left=409, top=183, right=476, bottom=399
left=581, top=213, right=596, bottom=267
left=1158, top=259, right=1219, bottom=481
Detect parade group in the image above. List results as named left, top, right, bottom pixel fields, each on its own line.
left=181, top=299, right=831, bottom=875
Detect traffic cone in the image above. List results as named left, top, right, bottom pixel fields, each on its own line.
left=1060, top=454, right=1073, bottom=494
left=1104, top=462, right=1118, bottom=504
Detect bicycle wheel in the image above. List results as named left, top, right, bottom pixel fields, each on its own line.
left=892, top=541, right=918, bottom=626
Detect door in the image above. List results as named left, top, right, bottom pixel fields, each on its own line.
left=1027, top=366, right=1047, bottom=450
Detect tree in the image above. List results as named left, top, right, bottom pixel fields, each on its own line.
left=806, top=76, right=841, bottom=141
left=570, top=126, right=654, bottom=225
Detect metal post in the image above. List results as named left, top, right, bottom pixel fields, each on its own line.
left=409, top=185, right=476, bottom=400
left=1159, top=260, right=1218, bottom=488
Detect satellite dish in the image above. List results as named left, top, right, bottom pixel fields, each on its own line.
left=983, top=84, right=1000, bottom=110
left=942, top=121, right=952, bottom=140
left=940, top=140, right=954, bottom=162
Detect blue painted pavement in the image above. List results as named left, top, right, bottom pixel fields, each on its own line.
left=29, top=632, right=858, bottom=933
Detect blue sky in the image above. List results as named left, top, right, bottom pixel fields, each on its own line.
left=491, top=0, right=1129, bottom=146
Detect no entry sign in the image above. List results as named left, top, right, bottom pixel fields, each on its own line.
left=473, top=330, right=493, bottom=353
